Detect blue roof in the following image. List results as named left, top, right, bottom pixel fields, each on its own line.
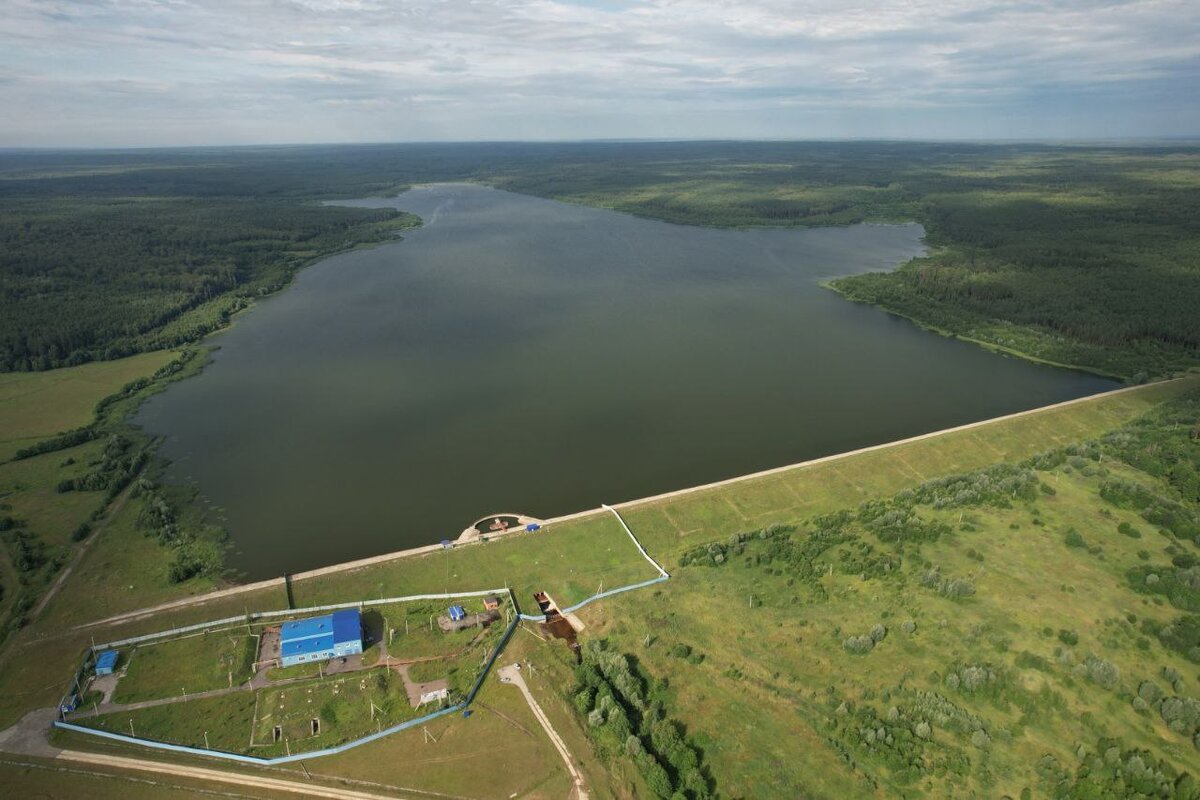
left=331, top=609, right=360, bottom=643
left=280, top=609, right=361, bottom=658
left=95, top=650, right=118, bottom=670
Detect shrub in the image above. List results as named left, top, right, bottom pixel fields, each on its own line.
left=1058, top=629, right=1079, bottom=646
left=1078, top=655, right=1120, bottom=689
left=1064, top=529, right=1086, bottom=548
left=920, top=568, right=976, bottom=599
left=1138, top=680, right=1164, bottom=705
left=1118, top=521, right=1142, bottom=538
left=843, top=635, right=876, bottom=655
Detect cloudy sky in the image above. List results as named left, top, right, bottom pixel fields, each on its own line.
left=3, top=0, right=1198, bottom=147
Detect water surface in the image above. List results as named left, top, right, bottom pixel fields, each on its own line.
left=137, top=184, right=1115, bottom=578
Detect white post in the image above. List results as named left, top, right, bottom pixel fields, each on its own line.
left=129, top=719, right=135, bottom=737
left=204, top=730, right=210, bottom=749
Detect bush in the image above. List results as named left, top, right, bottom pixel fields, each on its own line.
left=1064, top=529, right=1087, bottom=548
left=1078, top=655, right=1120, bottom=689
left=1058, top=629, right=1079, bottom=646
left=920, top=568, right=976, bottom=599
left=1118, top=521, right=1142, bottom=538
left=1138, top=680, right=1164, bottom=705
left=843, top=635, right=876, bottom=655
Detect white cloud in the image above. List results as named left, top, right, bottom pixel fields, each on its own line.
left=1, top=0, right=1197, bottom=145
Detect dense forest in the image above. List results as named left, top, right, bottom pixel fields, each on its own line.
left=2, top=141, right=1198, bottom=376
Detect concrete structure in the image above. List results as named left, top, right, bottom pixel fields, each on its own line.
left=279, top=608, right=362, bottom=667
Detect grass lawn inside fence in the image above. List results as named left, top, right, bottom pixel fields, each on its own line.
left=112, top=631, right=257, bottom=704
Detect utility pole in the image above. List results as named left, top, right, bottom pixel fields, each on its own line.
left=204, top=730, right=210, bottom=749
left=128, top=719, right=135, bottom=737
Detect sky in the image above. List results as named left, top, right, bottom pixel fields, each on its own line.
left=2, top=0, right=1199, bottom=147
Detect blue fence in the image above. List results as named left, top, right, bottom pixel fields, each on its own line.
left=517, top=574, right=670, bottom=622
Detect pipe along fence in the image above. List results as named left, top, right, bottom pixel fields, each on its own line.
left=55, top=506, right=670, bottom=764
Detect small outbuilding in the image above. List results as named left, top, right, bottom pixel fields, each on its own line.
left=94, top=650, right=119, bottom=676
left=483, top=595, right=501, bottom=611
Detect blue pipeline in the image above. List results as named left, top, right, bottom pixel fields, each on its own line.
left=56, top=701, right=466, bottom=766
left=517, top=574, right=669, bottom=622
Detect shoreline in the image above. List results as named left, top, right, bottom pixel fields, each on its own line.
left=76, top=374, right=1191, bottom=631
left=821, top=280, right=1130, bottom=381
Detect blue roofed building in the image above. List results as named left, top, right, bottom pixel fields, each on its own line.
left=279, top=608, right=363, bottom=667
left=94, top=649, right=119, bottom=676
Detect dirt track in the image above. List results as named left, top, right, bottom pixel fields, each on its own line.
left=54, top=749, right=416, bottom=799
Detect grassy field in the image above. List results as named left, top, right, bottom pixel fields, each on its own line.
left=0, top=351, right=174, bottom=462
left=297, top=628, right=642, bottom=799
left=289, top=511, right=662, bottom=614
left=113, top=631, right=257, bottom=704
left=0, top=349, right=224, bottom=652
left=84, top=692, right=258, bottom=754
left=563, top=391, right=1200, bottom=798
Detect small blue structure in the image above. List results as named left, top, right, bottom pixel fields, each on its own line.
left=280, top=608, right=363, bottom=667
left=448, top=605, right=466, bottom=622
left=94, top=650, right=119, bottom=676
left=525, top=523, right=541, bottom=532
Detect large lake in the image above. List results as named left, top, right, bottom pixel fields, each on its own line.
left=136, top=184, right=1115, bottom=579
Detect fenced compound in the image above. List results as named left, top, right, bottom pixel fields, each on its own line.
left=56, top=588, right=518, bottom=765
left=55, top=507, right=670, bottom=764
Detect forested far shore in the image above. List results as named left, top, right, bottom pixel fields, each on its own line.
left=2, top=141, right=1199, bottom=377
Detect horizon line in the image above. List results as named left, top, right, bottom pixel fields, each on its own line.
left=4, top=134, right=1200, bottom=154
